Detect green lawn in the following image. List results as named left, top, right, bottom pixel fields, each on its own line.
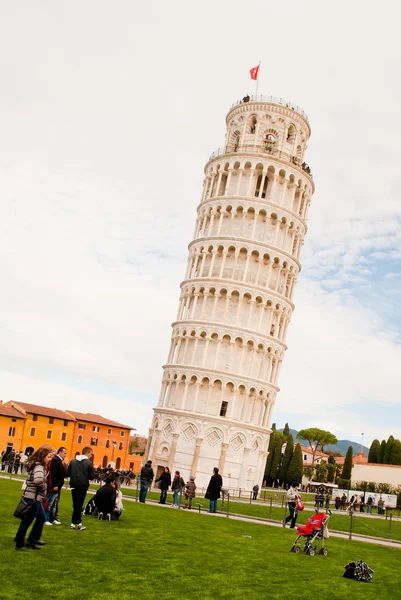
left=104, top=486, right=401, bottom=542
left=2, top=479, right=401, bottom=600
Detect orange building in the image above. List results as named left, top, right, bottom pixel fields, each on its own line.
left=3, top=401, right=76, bottom=457
left=1, top=401, right=135, bottom=468
left=0, top=403, right=26, bottom=454
left=65, top=410, right=134, bottom=469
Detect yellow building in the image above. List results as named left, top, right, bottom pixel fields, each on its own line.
left=4, top=401, right=76, bottom=457
left=1, top=401, right=135, bottom=467
left=0, top=403, right=26, bottom=454
left=66, top=410, right=134, bottom=469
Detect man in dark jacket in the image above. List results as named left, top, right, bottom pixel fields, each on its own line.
left=68, top=446, right=95, bottom=530
left=48, top=447, right=67, bottom=524
left=94, top=475, right=118, bottom=520
left=206, top=467, right=223, bottom=513
left=139, top=460, right=154, bottom=503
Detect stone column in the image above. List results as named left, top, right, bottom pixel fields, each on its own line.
left=238, top=447, right=251, bottom=489
left=167, top=433, right=180, bottom=472
left=218, top=443, right=229, bottom=473
left=151, top=429, right=161, bottom=464
left=191, top=438, right=203, bottom=476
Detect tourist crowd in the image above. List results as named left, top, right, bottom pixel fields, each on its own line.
left=10, top=445, right=224, bottom=551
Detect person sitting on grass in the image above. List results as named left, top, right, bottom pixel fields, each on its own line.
left=184, top=476, right=196, bottom=509
left=94, top=475, right=120, bottom=520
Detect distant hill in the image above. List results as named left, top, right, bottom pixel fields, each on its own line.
left=278, top=428, right=369, bottom=457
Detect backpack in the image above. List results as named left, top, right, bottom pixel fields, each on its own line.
left=84, top=498, right=98, bottom=516
left=295, top=495, right=304, bottom=511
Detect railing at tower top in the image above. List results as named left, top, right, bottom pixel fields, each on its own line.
left=208, top=144, right=312, bottom=177
left=230, top=95, right=309, bottom=122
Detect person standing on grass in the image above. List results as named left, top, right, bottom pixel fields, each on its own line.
left=284, top=483, right=299, bottom=528
left=155, top=466, right=171, bottom=505
left=171, top=470, right=185, bottom=507
left=366, top=494, right=373, bottom=514
left=68, top=446, right=95, bottom=530
left=252, top=484, right=259, bottom=500
left=139, top=460, right=154, bottom=503
left=184, top=476, right=197, bottom=509
left=47, top=447, right=67, bottom=525
left=14, top=444, right=55, bottom=550
left=205, top=467, right=223, bottom=513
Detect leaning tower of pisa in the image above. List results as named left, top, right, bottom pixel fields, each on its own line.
left=146, top=95, right=314, bottom=489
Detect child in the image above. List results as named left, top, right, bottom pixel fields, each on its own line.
left=171, top=470, right=185, bottom=507
left=184, top=476, right=196, bottom=509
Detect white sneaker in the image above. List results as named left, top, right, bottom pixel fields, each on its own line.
left=53, top=520, right=61, bottom=525
left=106, top=513, right=111, bottom=521
left=70, top=524, right=76, bottom=530
left=77, top=524, right=86, bottom=530
left=97, top=512, right=103, bottom=520
left=44, top=521, right=53, bottom=526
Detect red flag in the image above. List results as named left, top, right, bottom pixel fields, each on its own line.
left=250, top=65, right=259, bottom=81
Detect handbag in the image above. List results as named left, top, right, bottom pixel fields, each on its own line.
left=13, top=497, right=37, bottom=520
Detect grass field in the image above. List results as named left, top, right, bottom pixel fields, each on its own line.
left=2, top=479, right=401, bottom=600
left=103, top=486, right=401, bottom=542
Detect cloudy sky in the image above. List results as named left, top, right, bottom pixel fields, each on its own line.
left=1, top=1, right=400, bottom=447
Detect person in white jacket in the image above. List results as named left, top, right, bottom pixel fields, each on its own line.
left=284, top=483, right=300, bottom=529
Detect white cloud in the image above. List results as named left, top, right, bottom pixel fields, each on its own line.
left=0, top=0, right=400, bottom=449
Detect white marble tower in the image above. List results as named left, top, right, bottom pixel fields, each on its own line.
left=146, top=95, right=314, bottom=489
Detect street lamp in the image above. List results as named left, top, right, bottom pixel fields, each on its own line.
left=361, top=433, right=364, bottom=455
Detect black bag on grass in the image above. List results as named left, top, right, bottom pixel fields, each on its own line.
left=343, top=560, right=374, bottom=583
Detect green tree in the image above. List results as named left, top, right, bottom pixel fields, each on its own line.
left=328, top=454, right=336, bottom=465
left=368, top=439, right=380, bottom=463
left=342, top=445, right=354, bottom=480
left=389, top=439, right=401, bottom=465
left=270, top=439, right=284, bottom=486
left=264, top=432, right=284, bottom=484
left=283, top=423, right=290, bottom=437
left=378, top=439, right=386, bottom=464
left=278, top=434, right=293, bottom=484
left=384, top=435, right=394, bottom=464
left=317, top=431, right=338, bottom=453
left=327, top=463, right=336, bottom=483
left=286, top=442, right=303, bottom=486
left=297, top=428, right=337, bottom=467
left=315, top=463, right=328, bottom=482
left=267, top=424, right=277, bottom=452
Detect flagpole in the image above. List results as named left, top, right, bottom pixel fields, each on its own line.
left=255, top=61, right=261, bottom=99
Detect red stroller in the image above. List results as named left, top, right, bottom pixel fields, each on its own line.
left=290, top=512, right=329, bottom=556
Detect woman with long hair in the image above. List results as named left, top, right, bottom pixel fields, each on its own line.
left=14, top=444, right=55, bottom=550
left=155, top=466, right=171, bottom=505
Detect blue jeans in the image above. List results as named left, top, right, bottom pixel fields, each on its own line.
left=139, top=481, right=149, bottom=503
left=209, top=500, right=218, bottom=513
left=15, top=499, right=46, bottom=548
left=47, top=493, right=58, bottom=522
left=172, top=489, right=179, bottom=505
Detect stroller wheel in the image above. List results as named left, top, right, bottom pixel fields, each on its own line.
left=293, top=546, right=300, bottom=554
left=319, top=548, right=328, bottom=556
left=307, top=548, right=316, bottom=556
